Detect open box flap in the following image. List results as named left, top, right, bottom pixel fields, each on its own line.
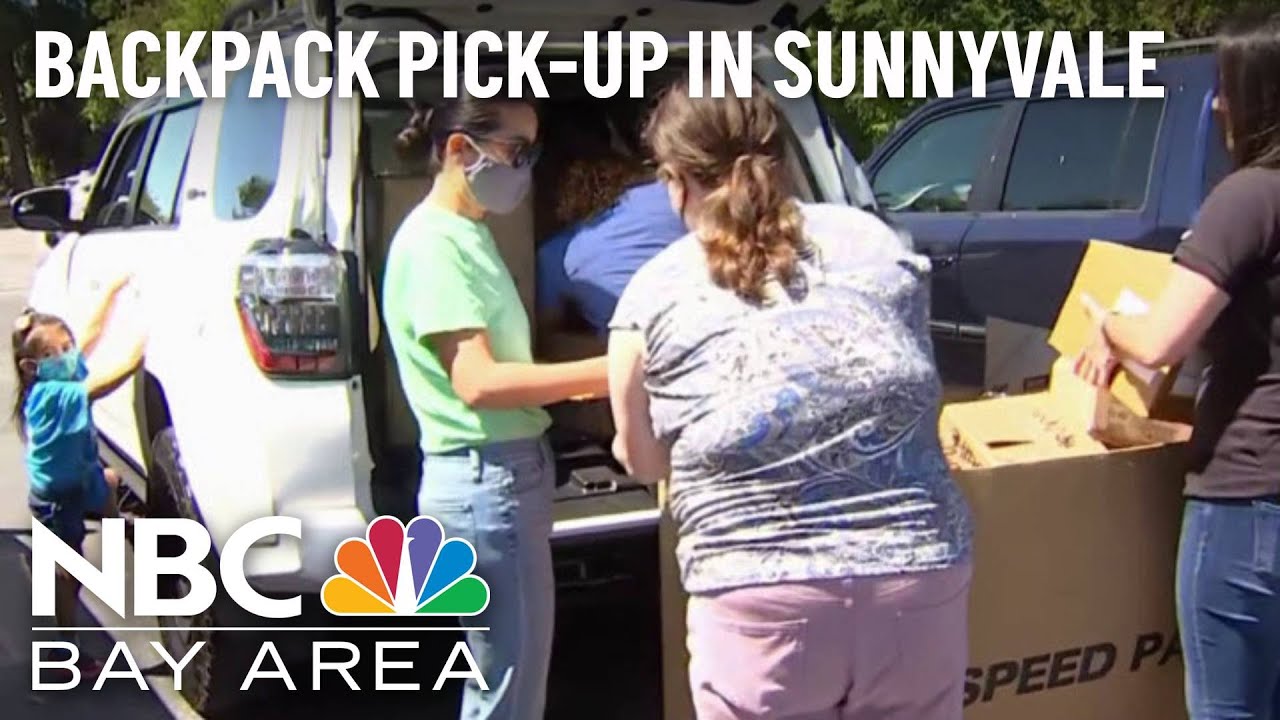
left=941, top=359, right=1192, bottom=470
left=1047, top=240, right=1185, bottom=420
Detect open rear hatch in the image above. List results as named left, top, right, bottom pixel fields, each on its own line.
left=348, top=0, right=827, bottom=544
left=307, top=0, right=824, bottom=37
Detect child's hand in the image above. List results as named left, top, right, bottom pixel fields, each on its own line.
left=106, top=273, right=135, bottom=299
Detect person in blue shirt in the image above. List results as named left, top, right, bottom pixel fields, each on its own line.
left=534, top=99, right=688, bottom=339
left=11, top=276, right=145, bottom=681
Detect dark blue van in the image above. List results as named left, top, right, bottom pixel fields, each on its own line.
left=865, top=44, right=1231, bottom=388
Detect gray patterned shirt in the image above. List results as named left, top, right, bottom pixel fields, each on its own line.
left=611, top=203, right=973, bottom=594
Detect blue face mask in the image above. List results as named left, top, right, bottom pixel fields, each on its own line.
left=36, top=348, right=82, bottom=382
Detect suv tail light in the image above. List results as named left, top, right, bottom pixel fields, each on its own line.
left=236, top=233, right=354, bottom=378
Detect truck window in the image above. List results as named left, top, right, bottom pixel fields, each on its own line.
left=86, top=120, right=151, bottom=230
left=1001, top=97, right=1163, bottom=212
left=136, top=103, right=201, bottom=226
left=872, top=104, right=1006, bottom=213
left=213, top=71, right=287, bottom=220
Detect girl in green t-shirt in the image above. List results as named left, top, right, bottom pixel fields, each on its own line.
left=381, top=81, right=606, bottom=720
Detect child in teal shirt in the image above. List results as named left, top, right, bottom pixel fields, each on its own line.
left=12, top=275, right=145, bottom=680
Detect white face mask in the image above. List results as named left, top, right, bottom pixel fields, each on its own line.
left=462, top=136, right=537, bottom=215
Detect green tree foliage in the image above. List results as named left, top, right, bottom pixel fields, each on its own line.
left=235, top=175, right=273, bottom=218
left=0, top=0, right=1258, bottom=194
left=82, top=0, right=230, bottom=126
left=812, top=0, right=1251, bottom=157
left=1, top=0, right=100, bottom=191
left=0, top=0, right=35, bottom=191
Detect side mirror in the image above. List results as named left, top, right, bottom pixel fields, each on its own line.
left=10, top=186, right=78, bottom=234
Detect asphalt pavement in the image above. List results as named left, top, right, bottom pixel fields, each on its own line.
left=0, top=228, right=662, bottom=719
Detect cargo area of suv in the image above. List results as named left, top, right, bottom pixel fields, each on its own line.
left=354, top=55, right=822, bottom=544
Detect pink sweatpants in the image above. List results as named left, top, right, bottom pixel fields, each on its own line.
left=686, top=564, right=973, bottom=720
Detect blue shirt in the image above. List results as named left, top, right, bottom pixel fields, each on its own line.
left=536, top=180, right=686, bottom=336
left=610, top=202, right=973, bottom=594
left=24, top=356, right=100, bottom=499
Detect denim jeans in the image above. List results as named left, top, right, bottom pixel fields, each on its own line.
left=1177, top=498, right=1280, bottom=720
left=419, top=436, right=556, bottom=720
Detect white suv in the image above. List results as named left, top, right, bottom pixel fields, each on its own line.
left=12, top=0, right=871, bottom=712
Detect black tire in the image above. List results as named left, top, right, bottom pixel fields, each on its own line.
left=148, top=428, right=253, bottom=718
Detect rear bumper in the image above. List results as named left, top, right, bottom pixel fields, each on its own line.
left=240, top=499, right=661, bottom=595
left=553, top=508, right=661, bottom=541
left=241, top=485, right=661, bottom=594
left=102, top=435, right=661, bottom=595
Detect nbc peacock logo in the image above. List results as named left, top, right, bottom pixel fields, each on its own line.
left=321, top=516, right=491, bottom=616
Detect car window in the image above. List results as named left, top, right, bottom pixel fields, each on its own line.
left=872, top=104, right=1006, bottom=213
left=213, top=71, right=287, bottom=220
left=135, top=104, right=201, bottom=226
left=1001, top=97, right=1164, bottom=212
left=86, top=121, right=152, bottom=230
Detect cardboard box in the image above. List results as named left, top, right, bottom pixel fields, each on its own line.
left=660, top=443, right=1190, bottom=720
left=1048, top=241, right=1189, bottom=421
left=657, top=240, right=1194, bottom=720
left=955, top=443, right=1188, bottom=720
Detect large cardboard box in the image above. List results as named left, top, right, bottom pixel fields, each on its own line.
left=658, top=440, right=1189, bottom=720
left=658, top=241, right=1193, bottom=720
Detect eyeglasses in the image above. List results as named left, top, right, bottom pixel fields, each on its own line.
left=453, top=131, right=543, bottom=169
left=501, top=139, right=543, bottom=169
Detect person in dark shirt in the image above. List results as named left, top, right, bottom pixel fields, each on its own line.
left=534, top=99, right=687, bottom=339
left=1075, top=10, right=1280, bottom=718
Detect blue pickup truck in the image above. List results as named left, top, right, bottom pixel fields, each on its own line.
left=864, top=44, right=1230, bottom=388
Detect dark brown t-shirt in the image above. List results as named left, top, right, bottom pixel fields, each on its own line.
left=1173, top=167, right=1280, bottom=498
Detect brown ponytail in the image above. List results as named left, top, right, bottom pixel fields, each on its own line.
left=643, top=75, right=804, bottom=303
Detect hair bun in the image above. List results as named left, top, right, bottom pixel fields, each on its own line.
left=395, top=103, right=435, bottom=158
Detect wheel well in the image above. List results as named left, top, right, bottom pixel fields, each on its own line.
left=134, top=371, right=172, bottom=470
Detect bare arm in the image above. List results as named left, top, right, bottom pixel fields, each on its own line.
left=1100, top=265, right=1229, bottom=367
left=79, top=275, right=133, bottom=359
left=86, top=334, right=145, bottom=401
left=430, top=329, right=608, bottom=409
left=1075, top=265, right=1229, bottom=386
left=607, top=330, right=668, bottom=483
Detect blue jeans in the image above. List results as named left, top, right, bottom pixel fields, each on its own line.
left=419, top=436, right=556, bottom=720
left=1177, top=498, right=1280, bottom=720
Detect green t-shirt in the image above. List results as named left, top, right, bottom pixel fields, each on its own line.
left=382, top=202, right=551, bottom=453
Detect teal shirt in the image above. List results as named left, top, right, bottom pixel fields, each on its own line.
left=24, top=356, right=101, bottom=498
left=382, top=202, right=550, bottom=454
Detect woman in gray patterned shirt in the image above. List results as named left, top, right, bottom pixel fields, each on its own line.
left=607, top=76, right=975, bottom=720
